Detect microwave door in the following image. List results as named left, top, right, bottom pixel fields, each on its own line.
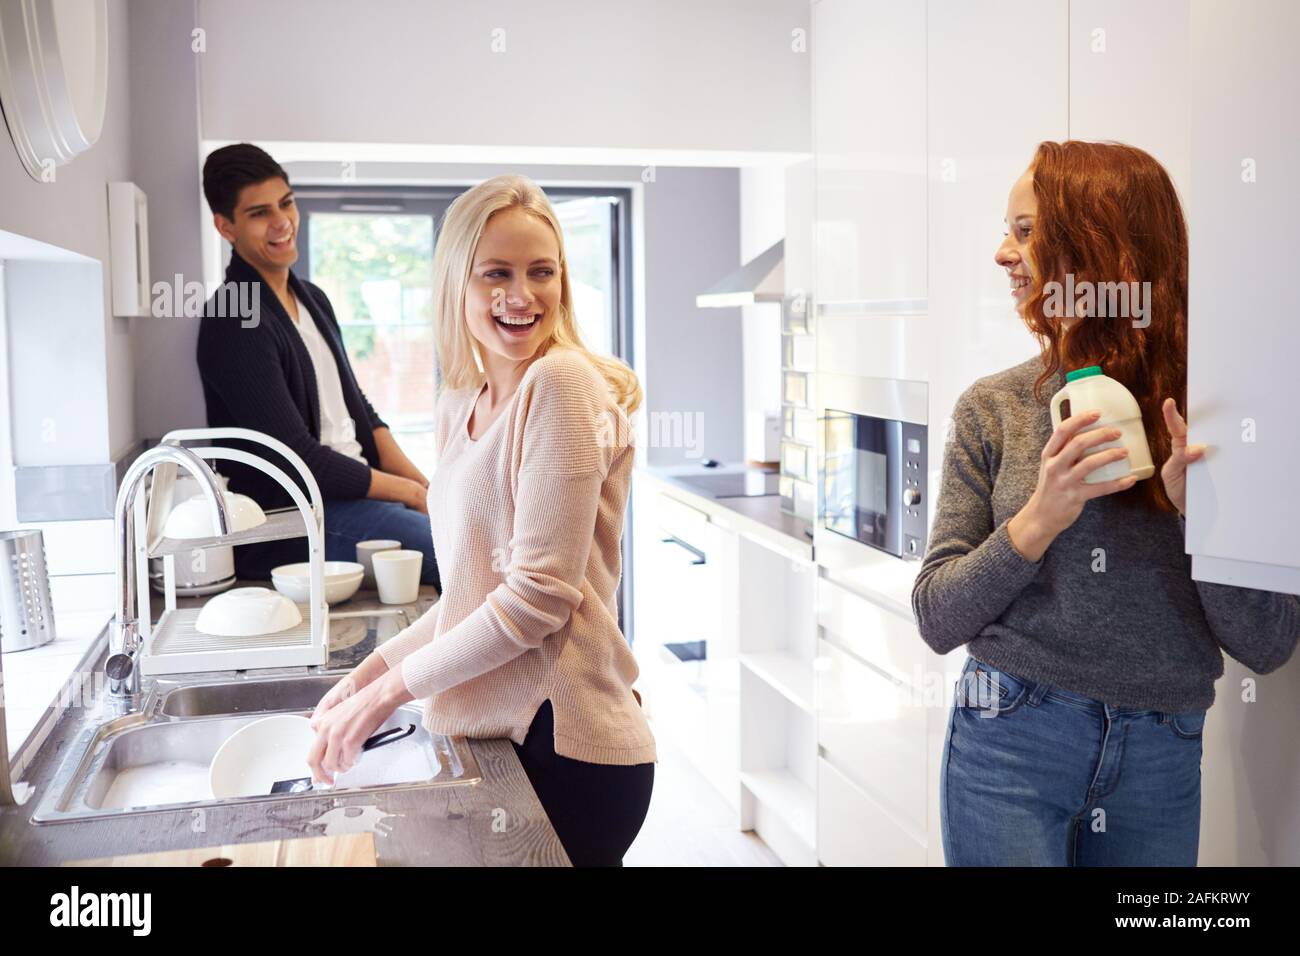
left=852, top=414, right=890, bottom=552
left=822, top=410, right=911, bottom=559
left=823, top=411, right=859, bottom=541
left=880, top=421, right=904, bottom=556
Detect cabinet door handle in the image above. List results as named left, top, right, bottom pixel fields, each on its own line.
left=661, top=535, right=706, bottom=565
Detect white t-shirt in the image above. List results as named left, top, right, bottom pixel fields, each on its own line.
left=289, top=292, right=368, bottom=465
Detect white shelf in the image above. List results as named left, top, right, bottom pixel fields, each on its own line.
left=740, top=652, right=814, bottom=712
left=142, top=606, right=325, bottom=675
left=148, top=506, right=308, bottom=557
left=656, top=643, right=738, bottom=700
left=741, top=769, right=816, bottom=851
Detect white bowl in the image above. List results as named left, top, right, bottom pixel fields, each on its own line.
left=209, top=714, right=316, bottom=799
left=270, top=561, right=364, bottom=605
left=164, top=491, right=266, bottom=539
left=195, top=586, right=302, bottom=637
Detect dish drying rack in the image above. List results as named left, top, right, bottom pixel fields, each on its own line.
left=134, top=427, right=329, bottom=674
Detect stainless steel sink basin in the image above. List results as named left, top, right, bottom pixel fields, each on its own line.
left=158, top=674, right=346, bottom=717
left=31, top=674, right=482, bottom=824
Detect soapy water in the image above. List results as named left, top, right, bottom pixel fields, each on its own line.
left=332, top=736, right=441, bottom=789
left=97, top=738, right=441, bottom=809
left=101, top=760, right=213, bottom=809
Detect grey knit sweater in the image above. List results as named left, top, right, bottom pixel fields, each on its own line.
left=912, top=355, right=1300, bottom=712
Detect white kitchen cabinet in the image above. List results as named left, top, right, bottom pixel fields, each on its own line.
left=812, top=0, right=927, bottom=311
left=736, top=534, right=818, bottom=865
left=1184, top=3, right=1300, bottom=867
left=1185, top=0, right=1300, bottom=595
left=926, top=0, right=1069, bottom=487
left=632, top=472, right=820, bottom=857
left=630, top=479, right=742, bottom=813
left=817, top=573, right=930, bottom=686
left=818, top=757, right=927, bottom=867
left=1068, top=0, right=1190, bottom=196
left=740, top=671, right=817, bottom=866
left=813, top=573, right=959, bottom=866
left=816, top=639, right=927, bottom=835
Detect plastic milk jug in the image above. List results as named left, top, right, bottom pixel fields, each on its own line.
left=1049, top=365, right=1156, bottom=484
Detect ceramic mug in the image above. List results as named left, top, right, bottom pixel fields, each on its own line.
left=355, top=539, right=402, bottom=589
left=372, top=550, right=423, bottom=605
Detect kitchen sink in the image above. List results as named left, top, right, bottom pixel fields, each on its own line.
left=157, top=674, right=346, bottom=717
left=31, top=673, right=482, bottom=824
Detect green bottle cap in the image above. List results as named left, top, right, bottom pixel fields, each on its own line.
left=1065, top=365, right=1103, bottom=383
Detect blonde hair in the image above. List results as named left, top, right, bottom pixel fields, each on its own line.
left=432, top=174, right=642, bottom=416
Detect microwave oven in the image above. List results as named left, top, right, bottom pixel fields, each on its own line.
left=817, top=374, right=929, bottom=562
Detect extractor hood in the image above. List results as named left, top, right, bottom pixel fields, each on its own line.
left=696, top=240, right=784, bottom=308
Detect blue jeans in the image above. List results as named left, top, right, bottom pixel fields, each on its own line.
left=940, top=654, right=1204, bottom=866
left=322, top=498, right=440, bottom=590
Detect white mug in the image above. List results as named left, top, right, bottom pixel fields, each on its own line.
left=355, top=539, right=402, bottom=589
left=372, top=550, right=423, bottom=605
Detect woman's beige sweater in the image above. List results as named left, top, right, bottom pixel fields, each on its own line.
left=377, top=348, right=656, bottom=765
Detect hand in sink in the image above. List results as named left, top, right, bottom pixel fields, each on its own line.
left=310, top=649, right=392, bottom=724
left=310, top=672, right=358, bottom=723
left=307, top=660, right=415, bottom=783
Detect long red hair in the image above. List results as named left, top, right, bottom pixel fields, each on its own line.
left=1021, top=140, right=1188, bottom=513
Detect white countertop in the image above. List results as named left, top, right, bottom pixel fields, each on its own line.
left=637, top=463, right=814, bottom=562
left=638, top=463, right=921, bottom=619
left=3, top=607, right=112, bottom=762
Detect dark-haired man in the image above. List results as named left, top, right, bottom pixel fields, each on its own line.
left=196, top=143, right=439, bottom=589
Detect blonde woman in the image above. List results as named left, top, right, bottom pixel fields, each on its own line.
left=306, top=175, right=656, bottom=866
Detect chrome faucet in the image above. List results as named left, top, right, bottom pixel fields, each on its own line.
left=105, top=444, right=231, bottom=711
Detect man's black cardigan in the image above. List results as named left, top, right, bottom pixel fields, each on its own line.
left=196, top=249, right=385, bottom=515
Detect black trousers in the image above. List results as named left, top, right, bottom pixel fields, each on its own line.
left=511, top=699, right=654, bottom=867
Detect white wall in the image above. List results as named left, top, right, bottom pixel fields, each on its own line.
left=127, top=0, right=209, bottom=442
left=195, top=0, right=810, bottom=159
left=4, top=262, right=109, bottom=467
left=0, top=0, right=135, bottom=463
left=640, top=167, right=745, bottom=464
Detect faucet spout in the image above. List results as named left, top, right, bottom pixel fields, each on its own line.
left=107, top=444, right=232, bottom=706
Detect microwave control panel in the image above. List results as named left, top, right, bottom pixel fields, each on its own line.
left=900, top=422, right=928, bottom=558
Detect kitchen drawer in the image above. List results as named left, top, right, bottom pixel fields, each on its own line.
left=655, top=493, right=710, bottom=551
left=818, top=756, right=926, bottom=867
left=816, top=639, right=927, bottom=835
left=817, top=577, right=929, bottom=688
left=643, top=535, right=717, bottom=650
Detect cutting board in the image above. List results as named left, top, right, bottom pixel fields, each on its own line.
left=64, top=833, right=377, bottom=867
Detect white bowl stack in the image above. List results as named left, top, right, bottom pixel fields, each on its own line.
left=270, top=561, right=364, bottom=605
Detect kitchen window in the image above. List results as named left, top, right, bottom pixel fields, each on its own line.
left=293, top=185, right=633, bottom=479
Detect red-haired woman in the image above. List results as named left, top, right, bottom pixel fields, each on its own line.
left=913, top=141, right=1299, bottom=866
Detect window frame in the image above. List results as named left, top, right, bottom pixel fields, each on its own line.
left=291, top=184, right=634, bottom=370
